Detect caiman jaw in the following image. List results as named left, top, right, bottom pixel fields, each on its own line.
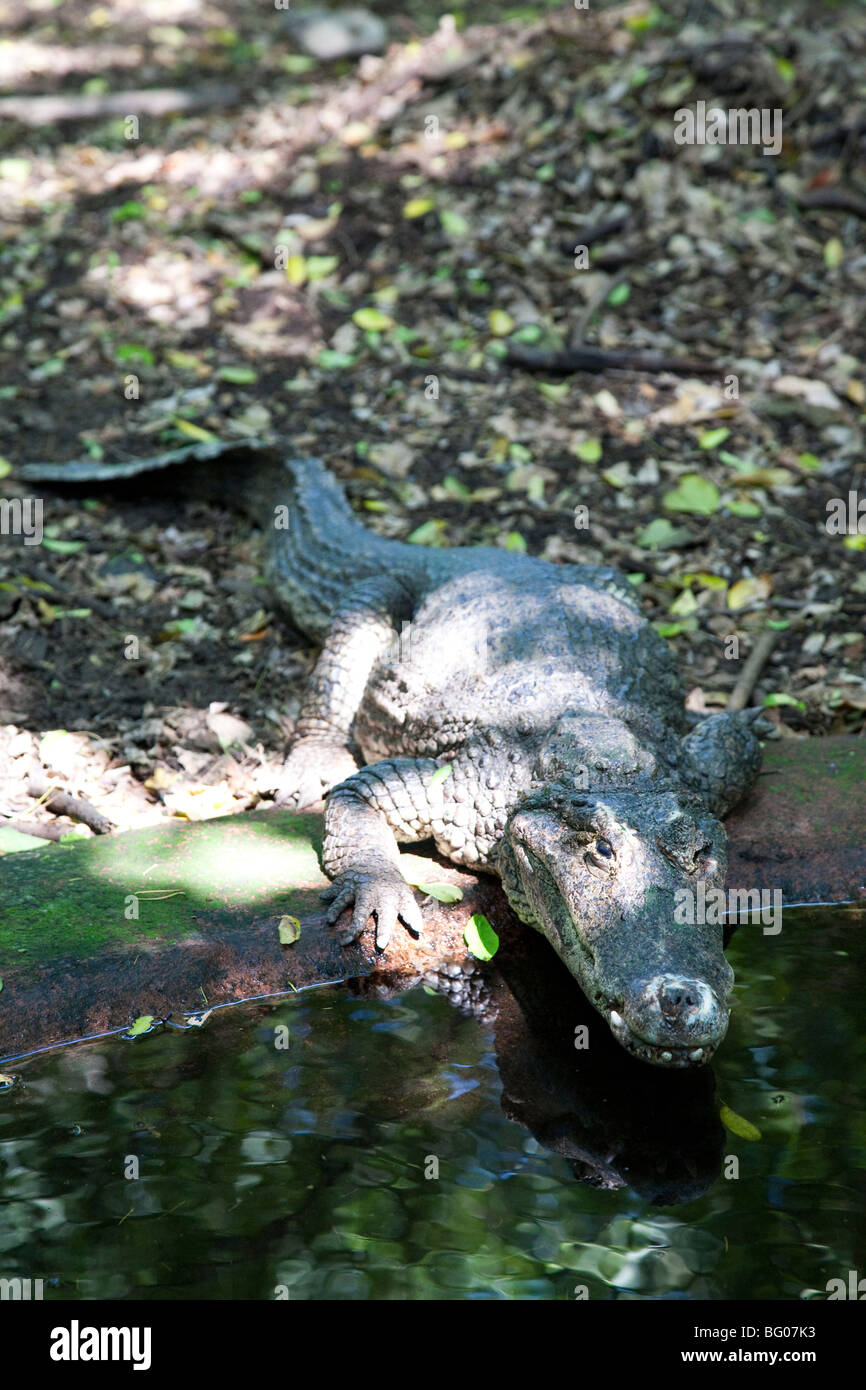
left=605, top=1006, right=720, bottom=1068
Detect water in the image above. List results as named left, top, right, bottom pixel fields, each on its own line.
left=0, top=909, right=863, bottom=1300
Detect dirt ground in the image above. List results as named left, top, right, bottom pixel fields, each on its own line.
left=0, top=0, right=864, bottom=841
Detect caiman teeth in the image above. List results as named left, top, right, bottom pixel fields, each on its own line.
left=610, top=1010, right=624, bottom=1029
left=660, top=1050, right=672, bottom=1063
left=689, top=1048, right=704, bottom=1062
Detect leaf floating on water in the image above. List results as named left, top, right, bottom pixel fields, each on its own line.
left=464, top=914, right=499, bottom=962
left=278, top=915, right=301, bottom=946
left=185, top=1009, right=214, bottom=1028
left=719, top=1103, right=762, bottom=1141
left=126, top=1015, right=155, bottom=1038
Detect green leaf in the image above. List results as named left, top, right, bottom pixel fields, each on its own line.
left=403, top=197, right=435, bottom=219
left=353, top=307, right=393, bottom=332
left=164, top=350, right=207, bottom=372
left=127, top=1015, right=155, bottom=1038
left=698, top=427, right=730, bottom=450
left=574, top=437, right=602, bottom=463
left=797, top=452, right=822, bottom=470
left=305, top=254, right=340, bottom=281
left=662, top=474, right=720, bottom=514
left=416, top=882, right=463, bottom=904
left=317, top=349, right=355, bottom=369
left=719, top=1103, right=762, bottom=1141
left=718, top=449, right=752, bottom=471
left=504, top=531, right=527, bottom=552
left=407, top=519, right=446, bottom=546
left=173, top=419, right=216, bottom=441
left=727, top=498, right=762, bottom=517
left=537, top=381, right=569, bottom=403
left=669, top=588, right=698, bottom=616
left=762, top=693, right=807, bottom=712
left=607, top=282, right=630, bottom=306
left=218, top=366, right=258, bottom=384
left=278, top=915, right=301, bottom=946
left=464, top=914, right=500, bottom=962
left=116, top=344, right=155, bottom=365
left=40, top=538, right=85, bottom=554
left=765, top=619, right=790, bottom=630
left=439, top=209, right=470, bottom=237
left=429, top=763, right=453, bottom=790
left=110, top=200, right=147, bottom=223
left=488, top=309, right=515, bottom=337
left=510, top=324, right=542, bottom=344
left=824, top=237, right=844, bottom=269
left=637, top=518, right=691, bottom=549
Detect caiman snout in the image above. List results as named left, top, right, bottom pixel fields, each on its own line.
left=618, top=973, right=728, bottom=1065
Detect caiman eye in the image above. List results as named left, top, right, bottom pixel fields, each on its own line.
left=585, top=838, right=616, bottom=873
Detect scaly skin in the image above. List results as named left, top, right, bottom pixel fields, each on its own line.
left=19, top=442, right=765, bottom=1066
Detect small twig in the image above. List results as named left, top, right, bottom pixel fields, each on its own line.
left=727, top=627, right=782, bottom=712
left=795, top=187, right=866, bottom=220
left=558, top=211, right=631, bottom=255
left=504, top=343, right=720, bottom=376
left=0, top=85, right=241, bottom=126
left=27, top=773, right=114, bottom=835
left=2, top=819, right=67, bottom=842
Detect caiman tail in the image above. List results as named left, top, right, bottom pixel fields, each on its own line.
left=15, top=438, right=406, bottom=640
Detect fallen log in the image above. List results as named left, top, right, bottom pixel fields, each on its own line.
left=0, top=736, right=863, bottom=1065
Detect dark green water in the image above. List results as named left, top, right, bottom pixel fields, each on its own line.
left=1, top=909, right=864, bottom=1300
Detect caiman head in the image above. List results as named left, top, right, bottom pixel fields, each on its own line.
left=494, top=786, right=733, bottom=1068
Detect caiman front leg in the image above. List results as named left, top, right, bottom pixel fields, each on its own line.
left=680, top=710, right=768, bottom=816
left=277, top=575, right=414, bottom=810
left=321, top=757, right=451, bottom=949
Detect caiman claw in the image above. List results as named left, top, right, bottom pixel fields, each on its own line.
left=321, top=867, right=424, bottom=950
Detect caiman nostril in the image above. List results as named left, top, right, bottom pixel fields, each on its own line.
left=656, top=976, right=714, bottom=1023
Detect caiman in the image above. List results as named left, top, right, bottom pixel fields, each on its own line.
left=18, top=441, right=766, bottom=1067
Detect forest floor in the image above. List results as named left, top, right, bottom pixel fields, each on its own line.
left=0, top=0, right=864, bottom=840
